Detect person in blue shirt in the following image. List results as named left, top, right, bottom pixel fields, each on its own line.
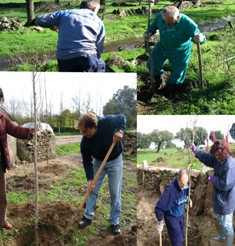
left=144, top=5, right=206, bottom=100
left=77, top=112, right=126, bottom=235
left=155, top=169, right=189, bottom=246
left=191, top=141, right=235, bottom=246
left=36, top=0, right=105, bottom=72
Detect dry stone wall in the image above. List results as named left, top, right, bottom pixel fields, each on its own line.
left=123, top=131, right=136, bottom=156
left=17, top=130, right=56, bottom=163
left=137, top=163, right=214, bottom=217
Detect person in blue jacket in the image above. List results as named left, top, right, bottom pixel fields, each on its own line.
left=191, top=141, right=235, bottom=246
left=155, top=169, right=189, bottom=246
left=144, top=5, right=206, bottom=100
left=77, top=112, right=126, bottom=235
left=36, top=0, right=105, bottom=72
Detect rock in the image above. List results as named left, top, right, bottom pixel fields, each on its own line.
left=34, top=26, right=44, bottom=32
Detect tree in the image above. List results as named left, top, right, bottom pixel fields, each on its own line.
left=175, top=127, right=207, bottom=147
left=150, top=129, right=174, bottom=152
left=209, top=130, right=225, bottom=142
left=137, top=132, right=151, bottom=149
left=103, top=86, right=136, bottom=129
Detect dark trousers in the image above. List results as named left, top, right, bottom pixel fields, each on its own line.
left=165, top=214, right=185, bottom=246
left=57, top=55, right=106, bottom=72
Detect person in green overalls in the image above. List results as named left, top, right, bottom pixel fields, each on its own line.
left=144, top=5, right=206, bottom=100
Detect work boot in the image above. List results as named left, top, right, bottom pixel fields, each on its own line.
left=78, top=216, right=92, bottom=229
left=213, top=225, right=226, bottom=242
left=226, top=235, right=234, bottom=246
left=167, top=83, right=177, bottom=101
left=110, top=224, right=121, bottom=235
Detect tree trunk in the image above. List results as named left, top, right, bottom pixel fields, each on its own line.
left=156, top=142, right=162, bottom=153
left=25, top=0, right=35, bottom=27
left=55, top=0, right=59, bottom=3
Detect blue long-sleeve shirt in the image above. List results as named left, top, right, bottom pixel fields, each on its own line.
left=195, top=150, right=235, bottom=215
left=149, top=13, right=206, bottom=53
left=155, top=178, right=189, bottom=221
left=80, top=114, right=126, bottom=181
left=36, top=8, right=105, bottom=59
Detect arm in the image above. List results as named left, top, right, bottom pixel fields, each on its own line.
left=5, top=117, right=32, bottom=140
left=80, top=140, right=94, bottom=181
left=155, top=184, right=175, bottom=221
left=36, top=10, right=62, bottom=28
left=148, top=13, right=160, bottom=35
left=195, top=150, right=217, bottom=168
left=212, top=159, right=235, bottom=191
left=96, top=24, right=105, bottom=58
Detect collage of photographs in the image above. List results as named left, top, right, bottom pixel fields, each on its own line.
left=0, top=0, right=235, bottom=245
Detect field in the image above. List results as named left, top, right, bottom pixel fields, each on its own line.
left=0, top=141, right=137, bottom=246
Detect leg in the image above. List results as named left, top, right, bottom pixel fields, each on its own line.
left=146, top=43, right=167, bottom=77
left=83, top=159, right=106, bottom=220
left=0, top=168, right=7, bottom=226
left=165, top=215, right=184, bottom=246
left=57, top=58, right=84, bottom=72
left=106, top=155, right=123, bottom=225
left=167, top=46, right=192, bottom=85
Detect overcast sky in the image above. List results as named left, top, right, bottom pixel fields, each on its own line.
left=138, top=115, right=235, bottom=142
left=0, top=72, right=136, bottom=115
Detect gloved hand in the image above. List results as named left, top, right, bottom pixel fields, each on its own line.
left=193, top=33, right=204, bottom=43
left=156, top=220, right=164, bottom=233
left=143, top=31, right=152, bottom=41
left=190, top=144, right=197, bottom=153
left=208, top=175, right=215, bottom=182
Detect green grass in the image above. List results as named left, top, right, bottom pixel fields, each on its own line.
left=56, top=142, right=80, bottom=156
left=54, top=131, right=80, bottom=136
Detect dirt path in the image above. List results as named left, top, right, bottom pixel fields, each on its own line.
left=55, top=135, right=82, bottom=146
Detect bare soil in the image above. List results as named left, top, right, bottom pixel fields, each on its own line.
left=137, top=188, right=233, bottom=246
left=4, top=154, right=137, bottom=246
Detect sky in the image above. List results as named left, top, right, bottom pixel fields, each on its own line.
left=0, top=72, right=136, bottom=115
left=138, top=115, right=235, bottom=143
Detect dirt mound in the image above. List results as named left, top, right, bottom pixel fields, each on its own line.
left=87, top=229, right=137, bottom=246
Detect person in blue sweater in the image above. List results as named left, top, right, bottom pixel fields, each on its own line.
left=191, top=141, right=235, bottom=246
left=77, top=112, right=126, bottom=235
left=36, top=0, right=105, bottom=72
left=144, top=5, right=206, bottom=100
left=155, top=169, right=189, bottom=246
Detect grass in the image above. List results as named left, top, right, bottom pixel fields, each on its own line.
left=56, top=142, right=80, bottom=156
left=54, top=131, right=80, bottom=136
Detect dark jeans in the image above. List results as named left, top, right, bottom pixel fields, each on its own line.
left=57, top=55, right=106, bottom=72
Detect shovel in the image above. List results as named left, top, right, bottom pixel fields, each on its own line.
left=159, top=231, right=162, bottom=246
left=64, top=141, right=116, bottom=234
left=197, top=42, right=204, bottom=89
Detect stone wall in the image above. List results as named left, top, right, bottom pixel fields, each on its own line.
left=123, top=131, right=136, bottom=156
left=137, top=163, right=214, bottom=217
left=17, top=130, right=56, bottom=163
left=0, top=17, right=24, bottom=31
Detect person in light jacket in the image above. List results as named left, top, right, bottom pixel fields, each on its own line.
left=191, top=140, right=235, bottom=246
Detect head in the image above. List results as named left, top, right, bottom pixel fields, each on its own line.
left=78, top=112, right=98, bottom=139
left=161, top=5, right=180, bottom=26
left=0, top=88, right=4, bottom=105
left=210, top=140, right=231, bottom=162
left=80, top=0, right=100, bottom=14
left=177, top=169, right=189, bottom=189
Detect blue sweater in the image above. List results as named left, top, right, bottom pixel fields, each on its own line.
left=80, top=114, right=126, bottom=181
left=36, top=8, right=105, bottom=59
left=196, top=150, right=235, bottom=215
left=155, top=178, right=188, bottom=221
left=149, top=13, right=206, bottom=53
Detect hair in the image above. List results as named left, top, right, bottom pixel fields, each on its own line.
left=78, top=112, right=98, bottom=129
left=80, top=0, right=100, bottom=10
left=178, top=168, right=188, bottom=179
left=161, top=5, right=180, bottom=20
left=0, top=88, right=4, bottom=102
left=210, top=140, right=231, bottom=161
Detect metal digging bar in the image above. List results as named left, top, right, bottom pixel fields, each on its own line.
left=64, top=141, right=116, bottom=234
left=197, top=42, right=204, bottom=89
left=146, top=0, right=155, bottom=95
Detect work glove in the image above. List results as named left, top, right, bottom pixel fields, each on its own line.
left=156, top=220, right=164, bottom=233
left=193, top=33, right=204, bottom=43
left=190, top=144, right=197, bottom=153
left=208, top=175, right=215, bottom=182
left=143, top=31, right=152, bottom=41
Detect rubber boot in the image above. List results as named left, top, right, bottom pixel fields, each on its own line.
left=226, top=235, right=234, bottom=246
left=167, top=83, right=176, bottom=101
left=213, top=225, right=226, bottom=242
